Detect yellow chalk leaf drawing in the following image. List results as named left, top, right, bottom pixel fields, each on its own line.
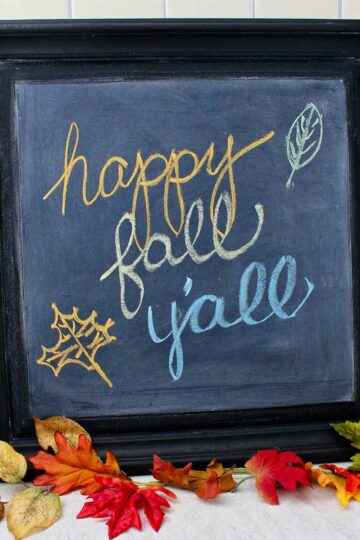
left=37, top=303, right=116, bottom=388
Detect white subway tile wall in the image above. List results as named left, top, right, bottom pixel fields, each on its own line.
left=256, top=0, right=339, bottom=18
left=166, top=0, right=253, bottom=18
left=0, top=0, right=360, bottom=23
left=0, top=0, right=68, bottom=19
left=343, top=0, right=360, bottom=18
left=73, top=0, right=163, bottom=18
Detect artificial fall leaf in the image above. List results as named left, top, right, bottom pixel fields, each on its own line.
left=37, top=303, right=116, bottom=388
left=151, top=455, right=236, bottom=499
left=0, top=500, right=4, bottom=520
left=6, top=487, right=61, bottom=540
left=33, top=415, right=91, bottom=453
left=331, top=420, right=360, bottom=449
left=312, top=464, right=360, bottom=506
left=28, top=432, right=129, bottom=495
left=245, top=449, right=311, bottom=505
left=348, top=452, right=360, bottom=472
left=0, top=441, right=27, bottom=483
left=77, top=476, right=175, bottom=539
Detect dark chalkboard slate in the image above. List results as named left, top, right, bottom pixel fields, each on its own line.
left=15, top=77, right=353, bottom=417
left=1, top=21, right=360, bottom=469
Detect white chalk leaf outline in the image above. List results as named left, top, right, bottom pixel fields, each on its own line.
left=285, top=102, right=323, bottom=188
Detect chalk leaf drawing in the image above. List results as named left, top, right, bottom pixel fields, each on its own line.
left=285, top=103, right=323, bottom=189
left=37, top=303, right=116, bottom=388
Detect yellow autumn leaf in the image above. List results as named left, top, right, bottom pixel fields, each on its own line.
left=33, top=416, right=91, bottom=452
left=0, top=441, right=27, bottom=483
left=312, top=469, right=360, bottom=506
left=6, top=487, right=61, bottom=540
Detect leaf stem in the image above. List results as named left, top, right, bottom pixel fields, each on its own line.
left=135, top=481, right=164, bottom=488
left=286, top=167, right=296, bottom=189
left=19, top=480, right=32, bottom=489
left=231, top=475, right=256, bottom=492
left=228, top=467, right=251, bottom=475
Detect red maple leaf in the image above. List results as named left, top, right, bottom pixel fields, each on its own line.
left=77, top=476, right=176, bottom=538
left=245, top=449, right=311, bottom=505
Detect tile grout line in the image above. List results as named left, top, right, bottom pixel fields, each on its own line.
left=339, top=0, right=343, bottom=18
left=253, top=0, right=256, bottom=18
left=68, top=0, right=73, bottom=19
left=164, top=0, right=167, bottom=18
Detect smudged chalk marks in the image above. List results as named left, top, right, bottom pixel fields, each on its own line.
left=285, top=103, right=323, bottom=189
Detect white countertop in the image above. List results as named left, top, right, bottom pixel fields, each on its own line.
left=0, top=470, right=358, bottom=540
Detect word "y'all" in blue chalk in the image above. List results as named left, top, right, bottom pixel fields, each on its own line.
left=148, top=255, right=314, bottom=381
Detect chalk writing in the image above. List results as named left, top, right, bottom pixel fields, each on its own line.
left=148, top=257, right=314, bottom=381
left=43, top=122, right=274, bottom=250
left=37, top=304, right=116, bottom=387
left=100, top=191, right=264, bottom=320
left=286, top=103, right=323, bottom=188
left=41, top=114, right=318, bottom=385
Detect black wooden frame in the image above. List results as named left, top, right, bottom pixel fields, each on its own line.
left=1, top=20, right=360, bottom=473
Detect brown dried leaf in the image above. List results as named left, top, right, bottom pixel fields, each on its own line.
left=33, top=416, right=91, bottom=452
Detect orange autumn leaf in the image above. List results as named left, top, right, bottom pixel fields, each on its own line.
left=245, top=449, right=311, bottom=505
left=312, top=464, right=360, bottom=506
left=28, top=432, right=129, bottom=495
left=151, top=455, right=236, bottom=499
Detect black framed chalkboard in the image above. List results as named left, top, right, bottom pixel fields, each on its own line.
left=1, top=20, right=360, bottom=471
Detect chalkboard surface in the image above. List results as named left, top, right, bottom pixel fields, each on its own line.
left=15, top=77, right=353, bottom=418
